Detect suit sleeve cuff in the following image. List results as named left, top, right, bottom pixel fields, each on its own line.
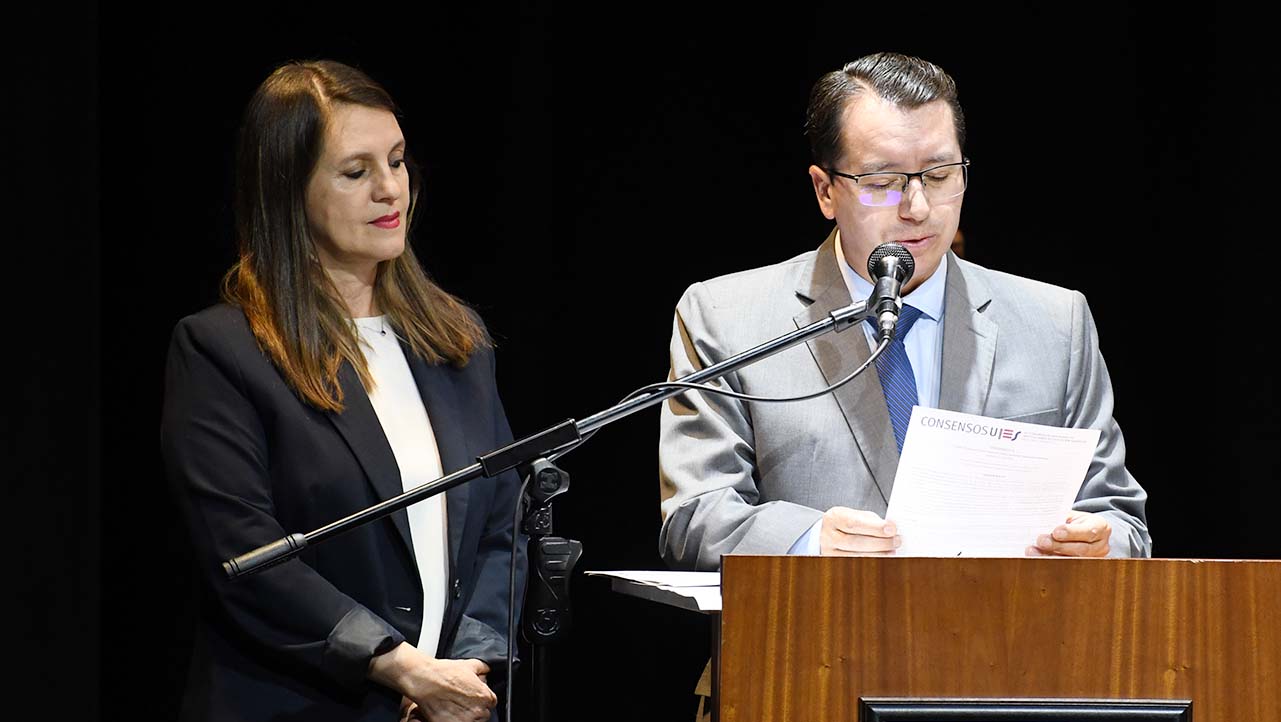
left=322, top=604, right=406, bottom=691
left=449, top=613, right=510, bottom=669
left=1097, top=512, right=1152, bottom=558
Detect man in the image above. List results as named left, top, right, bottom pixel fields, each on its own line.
left=658, top=52, right=1151, bottom=569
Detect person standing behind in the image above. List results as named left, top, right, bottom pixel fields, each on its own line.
left=163, top=60, right=524, bottom=722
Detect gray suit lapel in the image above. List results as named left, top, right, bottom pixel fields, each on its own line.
left=939, top=253, right=998, bottom=415
left=794, top=229, right=899, bottom=505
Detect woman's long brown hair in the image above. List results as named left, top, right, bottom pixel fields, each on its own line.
left=223, top=60, right=489, bottom=412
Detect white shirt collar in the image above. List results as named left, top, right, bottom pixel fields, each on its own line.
left=834, top=230, right=947, bottom=322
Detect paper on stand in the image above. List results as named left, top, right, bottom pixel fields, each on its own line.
left=886, top=407, right=1100, bottom=557
left=583, top=570, right=719, bottom=588
left=585, top=570, right=722, bottom=612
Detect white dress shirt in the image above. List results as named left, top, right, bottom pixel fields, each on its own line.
left=355, top=316, right=450, bottom=654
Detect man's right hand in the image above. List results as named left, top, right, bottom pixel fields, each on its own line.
left=819, top=506, right=901, bottom=555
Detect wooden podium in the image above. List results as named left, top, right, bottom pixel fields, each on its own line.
left=718, top=556, right=1280, bottom=722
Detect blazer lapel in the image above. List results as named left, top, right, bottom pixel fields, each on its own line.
left=939, top=253, right=998, bottom=415
left=326, top=362, right=415, bottom=561
left=794, top=229, right=900, bottom=505
left=403, top=346, right=471, bottom=572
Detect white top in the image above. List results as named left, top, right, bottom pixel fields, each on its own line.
left=355, top=316, right=449, bottom=655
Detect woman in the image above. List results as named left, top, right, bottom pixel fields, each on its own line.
left=161, top=60, right=525, bottom=722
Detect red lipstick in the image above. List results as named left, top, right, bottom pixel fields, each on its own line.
left=371, top=211, right=400, bottom=229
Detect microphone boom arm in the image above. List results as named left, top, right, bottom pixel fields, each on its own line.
left=222, top=298, right=871, bottom=578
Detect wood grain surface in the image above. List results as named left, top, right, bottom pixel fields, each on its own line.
left=720, top=556, right=1279, bottom=722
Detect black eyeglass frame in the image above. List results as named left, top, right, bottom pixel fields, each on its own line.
left=825, top=158, right=971, bottom=196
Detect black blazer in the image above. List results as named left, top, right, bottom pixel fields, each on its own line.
left=162, top=304, right=526, bottom=722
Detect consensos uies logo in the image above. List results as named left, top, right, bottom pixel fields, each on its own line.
left=919, top=415, right=1022, bottom=441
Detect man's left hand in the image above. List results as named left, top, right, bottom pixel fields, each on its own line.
left=1027, top=511, right=1111, bottom=557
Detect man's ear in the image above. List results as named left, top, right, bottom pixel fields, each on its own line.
left=808, top=165, right=836, bottom=220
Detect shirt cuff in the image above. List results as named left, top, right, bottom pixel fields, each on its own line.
left=787, top=518, right=823, bottom=555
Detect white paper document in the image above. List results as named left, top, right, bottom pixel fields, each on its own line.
left=584, top=570, right=722, bottom=611
left=886, top=407, right=1100, bottom=557
left=582, top=570, right=719, bottom=588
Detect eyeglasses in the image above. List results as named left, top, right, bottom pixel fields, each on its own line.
left=827, top=159, right=970, bottom=208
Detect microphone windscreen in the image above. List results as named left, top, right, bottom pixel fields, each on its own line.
left=866, top=242, right=916, bottom=285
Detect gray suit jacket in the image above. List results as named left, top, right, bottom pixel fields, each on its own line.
left=658, top=231, right=1151, bottom=569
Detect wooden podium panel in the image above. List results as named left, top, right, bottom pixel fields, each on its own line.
left=720, top=556, right=1280, bottom=722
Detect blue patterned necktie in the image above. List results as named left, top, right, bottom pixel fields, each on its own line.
left=867, top=304, right=924, bottom=453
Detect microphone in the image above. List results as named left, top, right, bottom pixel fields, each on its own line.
left=866, top=242, right=916, bottom=341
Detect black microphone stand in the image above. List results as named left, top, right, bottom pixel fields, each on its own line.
left=220, top=295, right=874, bottom=719
left=518, top=458, right=579, bottom=722
left=222, top=296, right=872, bottom=578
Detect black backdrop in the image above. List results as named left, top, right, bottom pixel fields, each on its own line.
left=14, top=2, right=1278, bottom=720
